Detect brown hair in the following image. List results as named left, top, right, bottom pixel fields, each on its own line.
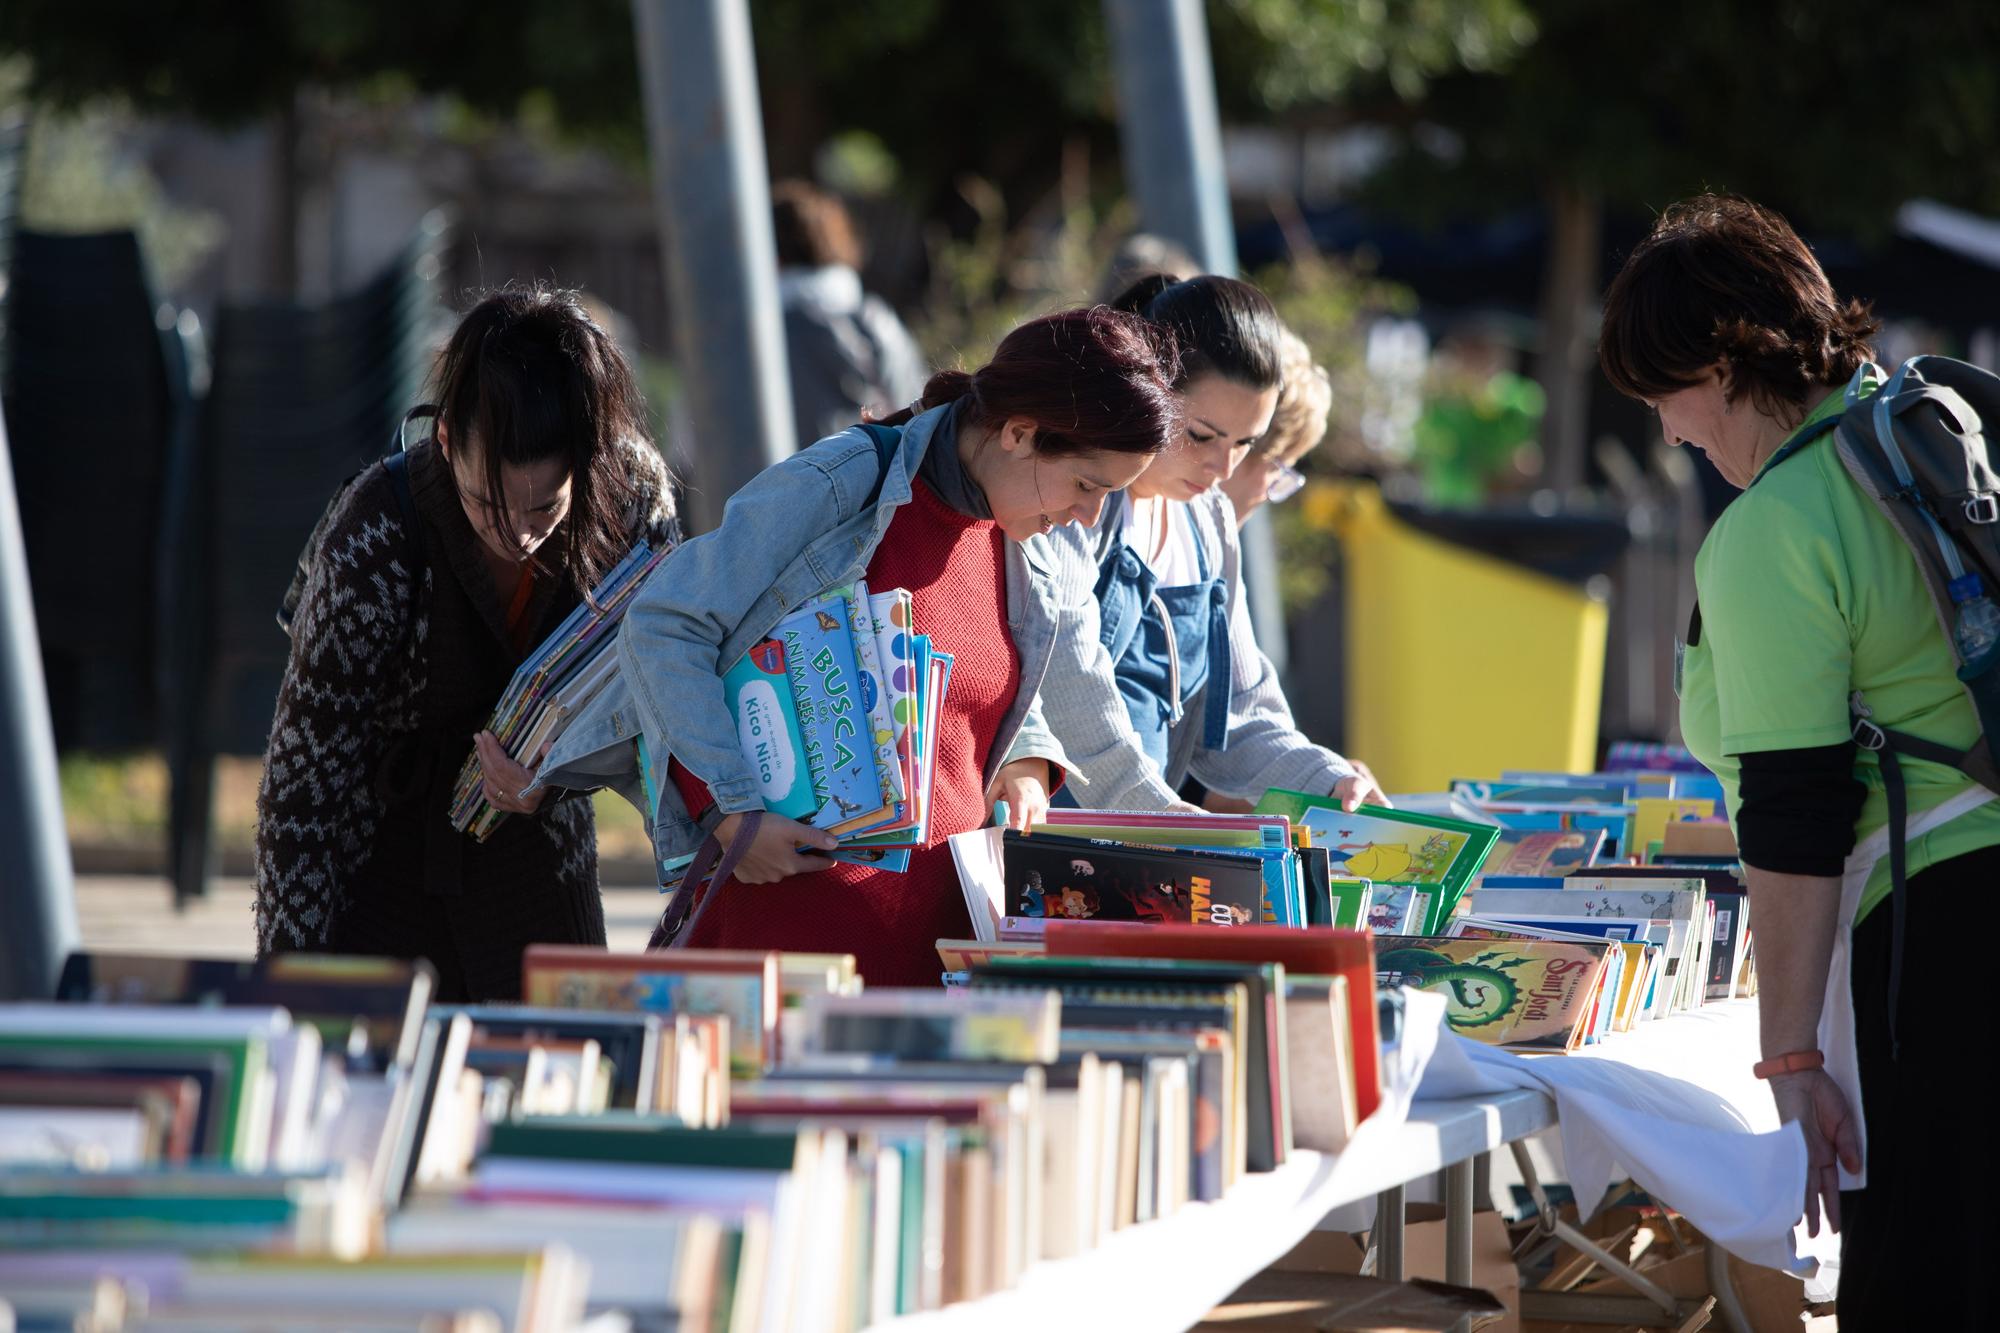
left=1258, top=327, right=1332, bottom=464
left=880, top=306, right=1183, bottom=458
left=431, top=284, right=659, bottom=595
left=1599, top=194, right=1880, bottom=421
left=770, top=180, right=862, bottom=270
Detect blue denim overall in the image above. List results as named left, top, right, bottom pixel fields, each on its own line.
left=1092, top=512, right=1233, bottom=776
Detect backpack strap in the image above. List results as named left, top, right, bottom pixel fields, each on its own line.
left=382, top=447, right=425, bottom=579
left=1851, top=694, right=2000, bottom=1062
left=857, top=421, right=904, bottom=509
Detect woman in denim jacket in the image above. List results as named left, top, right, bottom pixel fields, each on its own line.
left=540, top=307, right=1183, bottom=984
left=1038, top=274, right=1386, bottom=814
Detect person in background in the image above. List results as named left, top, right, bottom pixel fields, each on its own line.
left=1218, top=324, right=1332, bottom=527
left=1037, top=273, right=1385, bottom=814
left=553, top=308, right=1183, bottom=986
left=772, top=179, right=929, bottom=447
left=255, top=287, right=677, bottom=1000
left=1599, top=194, right=1998, bottom=1328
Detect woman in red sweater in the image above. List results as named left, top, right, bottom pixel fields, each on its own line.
left=616, top=308, right=1184, bottom=984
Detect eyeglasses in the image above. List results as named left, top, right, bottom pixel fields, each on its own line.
left=1265, top=460, right=1306, bottom=504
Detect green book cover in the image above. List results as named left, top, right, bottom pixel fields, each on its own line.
left=1256, top=790, right=1499, bottom=921
left=1327, top=877, right=1370, bottom=930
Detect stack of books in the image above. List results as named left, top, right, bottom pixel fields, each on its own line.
left=701, top=578, right=947, bottom=874
left=946, top=798, right=1499, bottom=944
left=451, top=540, right=672, bottom=839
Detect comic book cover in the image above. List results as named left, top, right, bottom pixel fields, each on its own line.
left=1373, top=936, right=1611, bottom=1052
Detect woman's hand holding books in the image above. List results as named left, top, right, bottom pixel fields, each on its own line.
left=713, top=811, right=841, bottom=883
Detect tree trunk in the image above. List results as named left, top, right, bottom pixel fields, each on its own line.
left=1535, top=180, right=1602, bottom=494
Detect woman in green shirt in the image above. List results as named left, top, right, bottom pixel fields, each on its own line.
left=1599, top=194, right=1997, bottom=1328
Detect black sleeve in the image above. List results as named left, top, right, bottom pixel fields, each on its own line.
left=1733, top=743, right=1867, bottom=876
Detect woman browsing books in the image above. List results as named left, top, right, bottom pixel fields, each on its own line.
left=1599, top=196, right=2000, bottom=1328
left=253, top=287, right=677, bottom=1001
left=1037, top=273, right=1386, bottom=814
left=560, top=308, right=1183, bottom=985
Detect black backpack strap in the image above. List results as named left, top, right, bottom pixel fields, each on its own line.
left=1850, top=696, right=2000, bottom=1061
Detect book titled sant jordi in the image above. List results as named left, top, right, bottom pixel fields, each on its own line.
left=1373, top=935, right=1610, bottom=1052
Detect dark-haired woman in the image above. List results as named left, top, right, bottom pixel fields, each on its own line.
left=1038, top=274, right=1385, bottom=813
left=254, top=288, right=677, bottom=1001
left=540, top=307, right=1184, bottom=985
left=1599, top=194, right=1998, bottom=1326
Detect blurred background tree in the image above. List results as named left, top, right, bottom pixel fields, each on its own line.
left=1347, top=0, right=2000, bottom=490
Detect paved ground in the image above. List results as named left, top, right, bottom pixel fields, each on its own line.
left=72, top=875, right=667, bottom=956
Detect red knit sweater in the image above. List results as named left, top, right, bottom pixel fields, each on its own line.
left=678, top=478, right=1020, bottom=985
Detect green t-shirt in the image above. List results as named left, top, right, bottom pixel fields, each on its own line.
left=1678, top=378, right=2000, bottom=922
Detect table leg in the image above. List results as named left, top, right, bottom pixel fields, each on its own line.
left=1704, top=1238, right=1753, bottom=1333
left=1445, top=1157, right=1475, bottom=1333
left=1375, top=1184, right=1406, bottom=1283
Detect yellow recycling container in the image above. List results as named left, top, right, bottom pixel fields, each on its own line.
left=1318, top=481, right=1608, bottom=795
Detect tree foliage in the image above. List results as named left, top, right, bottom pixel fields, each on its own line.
left=1355, top=0, right=2000, bottom=231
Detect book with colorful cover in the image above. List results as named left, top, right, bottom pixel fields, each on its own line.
left=1480, top=828, right=1605, bottom=880
left=1373, top=936, right=1612, bottom=1052
left=1255, top=792, right=1498, bottom=921
left=776, top=591, right=893, bottom=834
left=840, top=580, right=906, bottom=811
left=519, top=946, right=779, bottom=1077
left=1000, top=832, right=1268, bottom=928
left=720, top=635, right=819, bottom=822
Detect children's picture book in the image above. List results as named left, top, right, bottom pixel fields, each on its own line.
left=520, top=946, right=779, bottom=1078
left=720, top=635, right=819, bottom=822
left=1000, top=832, right=1267, bottom=928
left=774, top=591, right=893, bottom=834
left=1480, top=828, right=1605, bottom=880
left=1373, top=936, right=1611, bottom=1052
left=1364, top=886, right=1429, bottom=935
left=1255, top=792, right=1498, bottom=916
left=839, top=580, right=905, bottom=810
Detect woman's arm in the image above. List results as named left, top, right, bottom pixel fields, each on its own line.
left=1742, top=864, right=1861, bottom=1235
left=617, top=429, right=883, bottom=817
left=253, top=473, right=416, bottom=952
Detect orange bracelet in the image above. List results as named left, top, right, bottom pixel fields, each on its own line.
left=1752, top=1050, right=1825, bottom=1079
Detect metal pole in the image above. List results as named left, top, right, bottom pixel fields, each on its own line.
left=632, top=0, right=795, bottom=534
left=1105, top=0, right=1290, bottom=678
left=0, top=407, right=80, bottom=998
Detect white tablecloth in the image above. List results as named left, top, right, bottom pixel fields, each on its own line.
left=1416, top=999, right=1837, bottom=1276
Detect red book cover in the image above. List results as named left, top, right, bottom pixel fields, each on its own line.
left=1040, top=922, right=1382, bottom=1123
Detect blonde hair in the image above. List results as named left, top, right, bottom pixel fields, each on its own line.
left=1258, top=327, right=1332, bottom=465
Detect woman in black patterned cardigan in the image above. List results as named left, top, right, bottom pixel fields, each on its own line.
left=254, top=288, right=677, bottom=1000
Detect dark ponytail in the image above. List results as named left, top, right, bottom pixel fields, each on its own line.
left=1112, top=272, right=1284, bottom=394
left=881, top=307, right=1183, bottom=459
